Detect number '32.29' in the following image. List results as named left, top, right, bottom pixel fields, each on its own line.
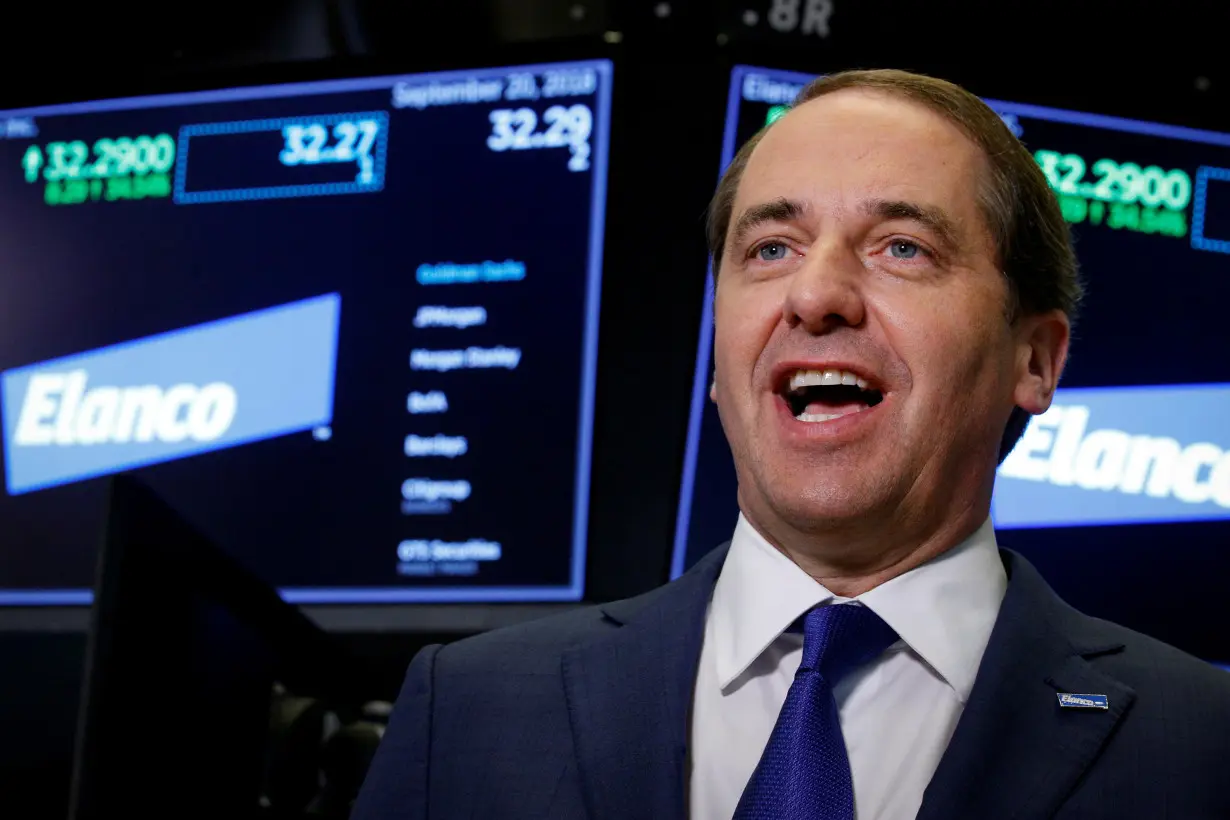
left=487, top=105, right=593, bottom=172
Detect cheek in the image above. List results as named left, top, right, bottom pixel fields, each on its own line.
left=713, top=282, right=784, bottom=387
left=874, top=279, right=1012, bottom=393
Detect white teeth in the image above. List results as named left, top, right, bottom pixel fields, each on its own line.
left=795, top=411, right=844, bottom=422
left=787, top=368, right=873, bottom=392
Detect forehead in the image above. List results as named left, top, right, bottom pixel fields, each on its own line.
left=736, top=89, right=987, bottom=223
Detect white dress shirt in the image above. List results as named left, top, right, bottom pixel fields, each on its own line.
left=688, top=514, right=1007, bottom=820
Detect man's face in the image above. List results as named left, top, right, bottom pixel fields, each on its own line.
left=713, top=89, right=1051, bottom=547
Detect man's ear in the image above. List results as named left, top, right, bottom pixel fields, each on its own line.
left=709, top=376, right=718, bottom=403
left=1013, top=309, right=1070, bottom=415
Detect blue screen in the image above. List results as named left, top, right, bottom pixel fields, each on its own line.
left=673, top=65, right=1230, bottom=662
left=0, top=60, right=612, bottom=604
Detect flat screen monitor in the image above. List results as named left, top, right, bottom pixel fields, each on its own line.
left=0, top=59, right=612, bottom=605
left=71, top=473, right=357, bottom=819
left=673, top=65, right=1230, bottom=662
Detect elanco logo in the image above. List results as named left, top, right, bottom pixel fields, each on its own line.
left=2, top=294, right=340, bottom=495
left=993, top=384, right=1230, bottom=528
left=13, top=371, right=237, bottom=446
left=1001, top=404, right=1230, bottom=507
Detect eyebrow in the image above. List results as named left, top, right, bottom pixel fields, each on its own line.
left=727, top=196, right=965, bottom=256
left=728, top=197, right=809, bottom=251
left=863, top=198, right=962, bottom=253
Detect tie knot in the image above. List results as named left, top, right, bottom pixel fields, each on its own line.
left=798, top=604, right=898, bottom=685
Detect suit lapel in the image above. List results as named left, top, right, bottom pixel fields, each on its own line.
left=562, top=546, right=727, bottom=820
left=917, top=550, right=1136, bottom=820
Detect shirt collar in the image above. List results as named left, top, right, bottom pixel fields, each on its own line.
left=709, top=514, right=1006, bottom=703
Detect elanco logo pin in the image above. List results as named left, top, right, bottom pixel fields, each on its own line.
left=1057, top=693, right=1109, bottom=710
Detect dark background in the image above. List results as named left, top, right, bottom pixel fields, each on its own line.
left=0, top=1, right=1227, bottom=817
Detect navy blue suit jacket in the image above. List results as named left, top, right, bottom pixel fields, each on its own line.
left=352, top=546, right=1230, bottom=819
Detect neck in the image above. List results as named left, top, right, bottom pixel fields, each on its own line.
left=740, top=498, right=990, bottom=598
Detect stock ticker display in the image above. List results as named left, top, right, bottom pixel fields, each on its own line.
left=672, top=66, right=1230, bottom=659
left=0, top=60, right=612, bottom=604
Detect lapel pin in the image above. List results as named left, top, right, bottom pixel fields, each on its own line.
left=1057, top=693, right=1109, bottom=710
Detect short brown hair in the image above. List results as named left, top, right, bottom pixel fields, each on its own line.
left=706, top=68, right=1082, bottom=462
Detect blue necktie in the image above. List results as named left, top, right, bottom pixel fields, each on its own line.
left=733, top=603, right=899, bottom=820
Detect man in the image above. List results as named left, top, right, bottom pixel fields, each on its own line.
left=353, top=70, right=1230, bottom=819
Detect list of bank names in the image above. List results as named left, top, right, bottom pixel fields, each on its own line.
left=395, top=259, right=527, bottom=576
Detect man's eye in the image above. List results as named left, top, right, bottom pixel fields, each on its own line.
left=888, top=240, right=923, bottom=260
left=755, top=242, right=790, bottom=262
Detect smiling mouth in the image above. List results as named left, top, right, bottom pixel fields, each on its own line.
left=779, top=368, right=884, bottom=422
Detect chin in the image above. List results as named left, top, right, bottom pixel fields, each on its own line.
left=761, top=480, right=891, bottom=534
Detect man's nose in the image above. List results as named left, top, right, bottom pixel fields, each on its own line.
left=783, top=239, right=866, bottom=333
